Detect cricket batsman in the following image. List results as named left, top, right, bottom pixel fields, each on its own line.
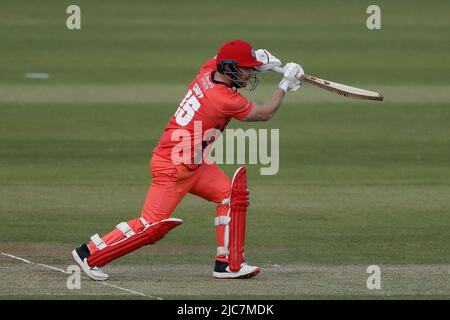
left=72, top=39, right=304, bottom=280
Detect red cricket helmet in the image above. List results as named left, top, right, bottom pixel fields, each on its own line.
left=216, top=39, right=263, bottom=68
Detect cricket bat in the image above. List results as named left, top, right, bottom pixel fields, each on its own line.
left=272, top=66, right=383, bottom=101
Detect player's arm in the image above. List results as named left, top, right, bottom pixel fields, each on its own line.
left=242, top=62, right=304, bottom=122
left=241, top=88, right=286, bottom=122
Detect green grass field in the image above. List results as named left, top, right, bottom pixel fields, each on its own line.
left=1, top=0, right=449, bottom=299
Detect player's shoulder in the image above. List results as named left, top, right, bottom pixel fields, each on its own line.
left=194, top=57, right=248, bottom=106
left=206, top=80, right=243, bottom=103
left=198, top=57, right=217, bottom=74
left=196, top=64, right=239, bottom=97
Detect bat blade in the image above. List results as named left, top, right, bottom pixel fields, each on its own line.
left=303, top=74, right=383, bottom=101
left=272, top=66, right=383, bottom=101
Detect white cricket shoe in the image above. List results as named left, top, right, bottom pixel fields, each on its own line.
left=71, top=244, right=109, bottom=281
left=213, top=261, right=260, bottom=279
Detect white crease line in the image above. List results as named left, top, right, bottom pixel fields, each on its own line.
left=36, top=263, right=71, bottom=274
left=1, top=252, right=160, bottom=299
left=99, top=282, right=162, bottom=299
left=1, top=253, right=32, bottom=264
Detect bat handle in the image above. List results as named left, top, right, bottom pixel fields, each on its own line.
left=271, top=66, right=303, bottom=80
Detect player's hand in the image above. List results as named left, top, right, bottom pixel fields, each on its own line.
left=255, top=49, right=282, bottom=73
left=278, top=62, right=304, bottom=92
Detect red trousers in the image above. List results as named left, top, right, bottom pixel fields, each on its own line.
left=88, top=154, right=231, bottom=261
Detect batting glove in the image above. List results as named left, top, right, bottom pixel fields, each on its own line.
left=277, top=62, right=304, bottom=92
left=255, top=49, right=282, bottom=73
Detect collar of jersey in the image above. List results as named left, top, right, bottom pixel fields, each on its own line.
left=211, top=71, right=233, bottom=88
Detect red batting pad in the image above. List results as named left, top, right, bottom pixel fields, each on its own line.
left=228, top=167, right=249, bottom=272
left=87, top=219, right=182, bottom=267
